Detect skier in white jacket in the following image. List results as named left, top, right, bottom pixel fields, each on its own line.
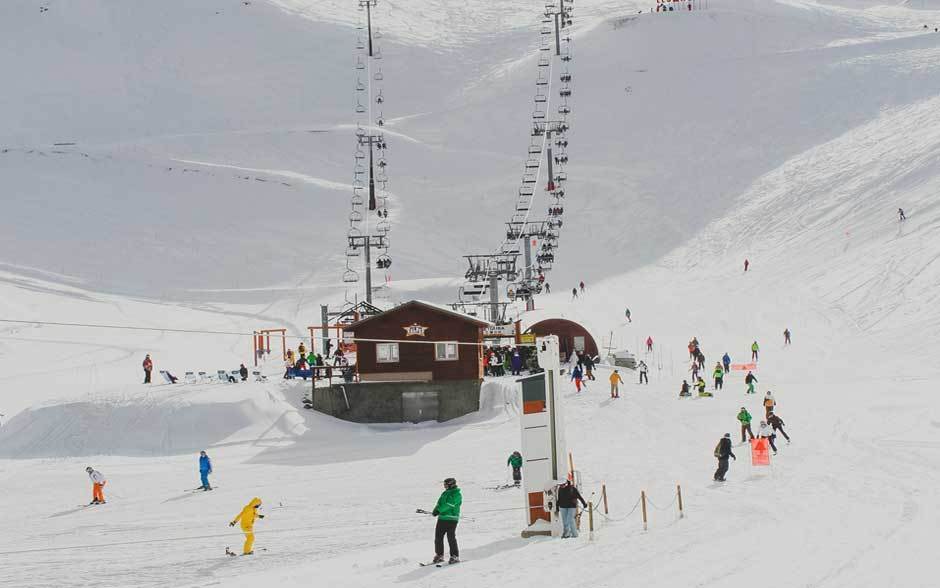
left=86, top=467, right=107, bottom=505
left=756, top=422, right=778, bottom=455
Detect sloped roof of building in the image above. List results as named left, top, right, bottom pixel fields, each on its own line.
left=346, top=300, right=492, bottom=329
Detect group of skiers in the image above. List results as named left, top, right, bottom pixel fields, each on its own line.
left=484, top=346, right=527, bottom=377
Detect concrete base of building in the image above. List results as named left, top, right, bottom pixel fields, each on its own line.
left=312, top=379, right=482, bottom=423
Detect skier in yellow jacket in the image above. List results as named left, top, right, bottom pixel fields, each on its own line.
left=230, top=497, right=264, bottom=555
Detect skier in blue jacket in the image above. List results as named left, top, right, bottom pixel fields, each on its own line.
left=722, top=353, right=731, bottom=374
left=199, top=450, right=213, bottom=491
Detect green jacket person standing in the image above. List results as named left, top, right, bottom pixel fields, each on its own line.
left=507, top=451, right=523, bottom=486
left=430, top=478, right=462, bottom=565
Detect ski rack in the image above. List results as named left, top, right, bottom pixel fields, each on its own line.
left=454, top=0, right=574, bottom=321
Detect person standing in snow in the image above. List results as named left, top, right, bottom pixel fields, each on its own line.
left=625, top=308, right=632, bottom=323
left=429, top=478, right=462, bottom=564
left=756, top=420, right=778, bottom=455
left=230, top=497, right=264, bottom=555
left=571, top=287, right=578, bottom=300
left=510, top=349, right=523, bottom=376
left=85, top=466, right=107, bottom=505
left=722, top=352, right=731, bottom=374
left=898, top=208, right=906, bottom=221
left=784, top=328, right=791, bottom=345
left=751, top=341, right=760, bottom=361
left=239, top=364, right=249, bottom=381
left=579, top=281, right=585, bottom=294
left=142, top=354, right=153, bottom=384
left=544, top=283, right=551, bottom=294
left=763, top=391, right=776, bottom=417
left=610, top=369, right=624, bottom=398
left=744, top=371, right=758, bottom=395
left=638, top=360, right=649, bottom=384
left=768, top=412, right=791, bottom=443
left=737, top=407, right=755, bottom=442
left=744, top=259, right=750, bottom=272
left=583, top=354, right=596, bottom=381
left=199, top=450, right=213, bottom=491
left=713, top=433, right=736, bottom=482
left=507, top=452, right=523, bottom=486
left=690, top=361, right=700, bottom=383
left=571, top=364, right=585, bottom=392
left=679, top=379, right=691, bottom=397
left=557, top=478, right=587, bottom=538
left=713, top=362, right=724, bottom=391
left=646, top=336, right=653, bottom=352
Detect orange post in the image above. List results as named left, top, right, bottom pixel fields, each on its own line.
left=641, top=491, right=648, bottom=531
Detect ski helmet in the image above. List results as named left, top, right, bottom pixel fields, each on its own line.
left=443, top=478, right=457, bottom=489
left=85, top=466, right=93, bottom=472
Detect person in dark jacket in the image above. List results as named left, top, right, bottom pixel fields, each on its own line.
left=713, top=433, right=736, bottom=482
left=510, top=350, right=523, bottom=376
left=583, top=354, right=596, bottom=381
left=239, top=364, right=249, bottom=381
left=557, top=479, right=587, bottom=538
left=679, top=380, right=691, bottom=397
left=768, top=413, right=790, bottom=443
left=142, top=354, right=153, bottom=384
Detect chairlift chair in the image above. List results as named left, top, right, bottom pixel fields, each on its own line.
left=355, top=101, right=366, bottom=114
left=343, top=269, right=359, bottom=283
left=356, top=58, right=365, bottom=70
left=374, top=69, right=384, bottom=81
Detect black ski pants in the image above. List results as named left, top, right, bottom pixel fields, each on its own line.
left=434, top=519, right=459, bottom=557
left=512, top=467, right=522, bottom=482
left=715, top=377, right=723, bottom=390
left=740, top=424, right=754, bottom=442
left=144, top=369, right=151, bottom=384
left=639, top=371, right=648, bottom=384
left=762, top=435, right=778, bottom=453
left=714, top=458, right=730, bottom=481
left=774, top=426, right=790, bottom=442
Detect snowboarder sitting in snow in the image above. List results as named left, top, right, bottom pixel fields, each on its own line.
left=697, top=377, right=711, bottom=397
left=507, top=451, right=523, bottom=486
left=429, top=478, right=462, bottom=565
left=713, top=433, right=736, bottom=482
left=679, top=380, right=691, bottom=397
left=230, top=497, right=264, bottom=555
left=85, top=466, right=107, bottom=505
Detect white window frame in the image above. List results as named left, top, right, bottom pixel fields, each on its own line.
left=376, top=343, right=399, bottom=363
left=434, top=342, right=459, bottom=361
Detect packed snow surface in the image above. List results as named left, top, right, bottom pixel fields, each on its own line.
left=2, top=0, right=940, bottom=586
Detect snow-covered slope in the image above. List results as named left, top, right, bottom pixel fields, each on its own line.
left=3, top=0, right=940, bottom=586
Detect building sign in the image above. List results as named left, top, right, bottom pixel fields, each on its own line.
left=343, top=331, right=355, bottom=344
left=518, top=333, right=536, bottom=344
left=484, top=324, right=515, bottom=338
left=403, top=323, right=429, bottom=337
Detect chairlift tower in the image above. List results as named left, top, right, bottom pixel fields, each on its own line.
left=344, top=0, right=392, bottom=304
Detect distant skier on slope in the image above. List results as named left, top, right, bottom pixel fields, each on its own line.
left=713, top=433, right=736, bottom=482
left=85, top=466, right=107, bottom=505
left=763, top=391, right=776, bottom=417
left=744, top=371, right=758, bottom=395
left=757, top=420, right=778, bottom=455
left=142, top=354, right=153, bottom=384
left=768, top=412, right=791, bottom=443
left=199, top=451, right=213, bottom=491
left=751, top=341, right=760, bottom=361
left=638, top=360, right=649, bottom=384
left=722, top=352, right=731, bottom=374
left=571, top=364, right=585, bottom=392
left=737, top=407, right=755, bottom=442
left=713, top=362, right=724, bottom=390
left=579, top=281, right=585, bottom=294
left=610, top=369, right=624, bottom=398
left=507, top=452, right=523, bottom=486
left=898, top=208, right=906, bottom=221
left=784, top=328, right=791, bottom=345
left=679, top=380, right=691, bottom=397
left=230, top=497, right=264, bottom=555
left=429, top=478, right=462, bottom=565
left=744, top=259, right=750, bottom=272
left=646, top=336, right=653, bottom=352
left=572, top=287, right=578, bottom=300
left=625, top=308, right=632, bottom=323
left=544, top=283, right=551, bottom=294
left=690, top=361, right=700, bottom=383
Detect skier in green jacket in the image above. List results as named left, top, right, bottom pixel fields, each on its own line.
left=507, top=451, right=523, bottom=486
left=737, top=407, right=755, bottom=442
left=430, top=478, right=462, bottom=565
left=751, top=341, right=760, bottom=361
left=713, top=363, right=725, bottom=390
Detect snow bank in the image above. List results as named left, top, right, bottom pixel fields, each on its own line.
left=0, top=383, right=306, bottom=458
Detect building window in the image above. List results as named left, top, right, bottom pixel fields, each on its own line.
left=435, top=342, right=459, bottom=361
left=376, top=343, right=399, bottom=363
